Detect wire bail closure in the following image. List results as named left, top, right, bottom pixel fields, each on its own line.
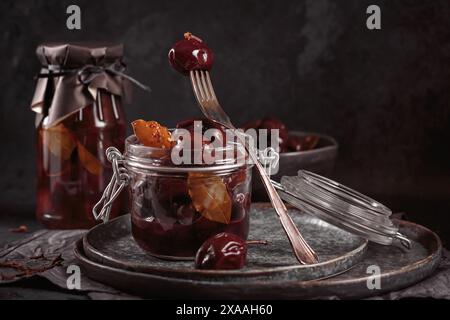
left=92, top=147, right=129, bottom=223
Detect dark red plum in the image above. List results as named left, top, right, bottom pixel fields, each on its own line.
left=168, top=33, right=214, bottom=75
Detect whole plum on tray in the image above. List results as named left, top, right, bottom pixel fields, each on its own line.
left=195, top=232, right=247, bottom=270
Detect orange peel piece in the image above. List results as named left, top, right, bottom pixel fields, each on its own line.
left=131, top=119, right=173, bottom=149
left=77, top=142, right=102, bottom=175
left=41, top=123, right=76, bottom=161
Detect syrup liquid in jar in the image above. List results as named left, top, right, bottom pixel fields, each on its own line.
left=36, top=90, right=127, bottom=229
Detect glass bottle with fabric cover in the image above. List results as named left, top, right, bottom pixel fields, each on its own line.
left=31, top=43, right=131, bottom=229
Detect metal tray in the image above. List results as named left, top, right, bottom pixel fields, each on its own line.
left=75, top=214, right=441, bottom=299
left=82, top=204, right=367, bottom=281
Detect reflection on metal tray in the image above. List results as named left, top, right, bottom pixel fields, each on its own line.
left=75, top=206, right=441, bottom=299
left=82, top=204, right=367, bottom=281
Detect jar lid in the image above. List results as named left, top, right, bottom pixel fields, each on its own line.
left=31, top=43, right=128, bottom=128
left=273, top=170, right=411, bottom=249
left=36, top=42, right=124, bottom=68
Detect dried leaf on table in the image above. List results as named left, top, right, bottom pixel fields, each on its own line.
left=41, top=123, right=76, bottom=160
left=187, top=173, right=232, bottom=224
left=0, top=254, right=63, bottom=281
left=9, top=225, right=28, bottom=233
left=77, top=142, right=102, bottom=175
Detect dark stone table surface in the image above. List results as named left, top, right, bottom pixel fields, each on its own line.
left=0, top=216, right=91, bottom=300
left=0, top=209, right=449, bottom=300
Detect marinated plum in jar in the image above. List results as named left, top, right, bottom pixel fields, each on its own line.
left=129, top=168, right=251, bottom=259
left=127, top=120, right=252, bottom=259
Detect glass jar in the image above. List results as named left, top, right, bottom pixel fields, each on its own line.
left=31, top=43, right=130, bottom=229
left=95, top=135, right=252, bottom=260
left=36, top=90, right=126, bottom=229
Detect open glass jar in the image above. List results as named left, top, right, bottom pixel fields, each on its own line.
left=94, top=135, right=252, bottom=260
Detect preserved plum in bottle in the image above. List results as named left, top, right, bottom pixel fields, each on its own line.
left=36, top=90, right=126, bottom=229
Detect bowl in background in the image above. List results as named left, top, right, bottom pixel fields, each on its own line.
left=252, top=131, right=338, bottom=201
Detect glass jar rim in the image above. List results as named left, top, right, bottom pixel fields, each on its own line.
left=124, top=135, right=252, bottom=174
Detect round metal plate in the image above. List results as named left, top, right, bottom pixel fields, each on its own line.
left=75, top=216, right=441, bottom=299
left=83, top=204, right=367, bottom=281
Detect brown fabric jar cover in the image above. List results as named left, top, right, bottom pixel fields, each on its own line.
left=30, top=43, right=134, bottom=128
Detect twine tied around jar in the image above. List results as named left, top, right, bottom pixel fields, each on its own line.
left=36, top=60, right=151, bottom=93
left=31, top=43, right=150, bottom=128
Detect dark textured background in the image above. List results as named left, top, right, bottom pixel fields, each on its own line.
left=1, top=0, right=449, bottom=244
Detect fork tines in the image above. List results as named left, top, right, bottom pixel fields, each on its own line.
left=190, top=70, right=218, bottom=104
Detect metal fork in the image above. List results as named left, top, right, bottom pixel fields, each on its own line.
left=190, top=70, right=318, bottom=264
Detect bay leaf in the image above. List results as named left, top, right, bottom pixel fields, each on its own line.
left=41, top=123, right=76, bottom=161
left=187, top=172, right=232, bottom=224
left=77, top=142, right=103, bottom=176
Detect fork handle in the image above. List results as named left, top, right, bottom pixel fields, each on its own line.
left=252, top=156, right=319, bottom=264
left=234, top=132, right=318, bottom=264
